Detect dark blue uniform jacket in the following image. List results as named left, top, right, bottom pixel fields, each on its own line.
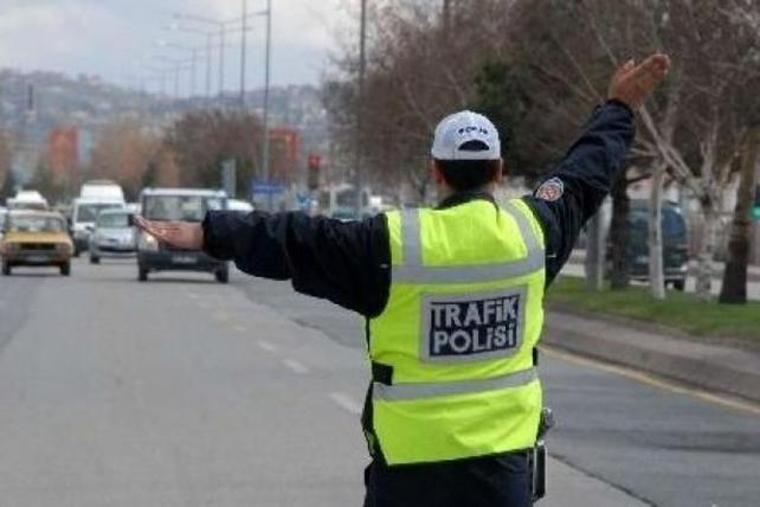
left=202, top=100, right=635, bottom=315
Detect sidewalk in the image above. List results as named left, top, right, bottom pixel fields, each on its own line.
left=542, top=309, right=760, bottom=404
left=569, top=249, right=760, bottom=281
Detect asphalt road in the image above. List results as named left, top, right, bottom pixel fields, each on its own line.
left=0, top=258, right=758, bottom=506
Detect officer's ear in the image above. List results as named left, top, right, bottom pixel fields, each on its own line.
left=431, top=160, right=446, bottom=185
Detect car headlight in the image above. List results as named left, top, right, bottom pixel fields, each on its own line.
left=2, top=243, right=17, bottom=254
left=138, top=232, right=159, bottom=252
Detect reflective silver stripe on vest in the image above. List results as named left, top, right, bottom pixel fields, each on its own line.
left=373, top=367, right=538, bottom=402
left=393, top=202, right=545, bottom=284
left=401, top=208, right=423, bottom=267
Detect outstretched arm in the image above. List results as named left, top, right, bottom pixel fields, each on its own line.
left=523, top=54, right=671, bottom=286
left=134, top=212, right=391, bottom=317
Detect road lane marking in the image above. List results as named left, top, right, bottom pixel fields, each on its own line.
left=282, top=358, right=310, bottom=375
left=329, top=392, right=363, bottom=415
left=257, top=340, right=277, bottom=352
left=233, top=324, right=247, bottom=333
left=540, top=345, right=760, bottom=417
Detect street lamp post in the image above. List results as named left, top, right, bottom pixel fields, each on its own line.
left=173, top=13, right=258, bottom=100
left=240, top=0, right=248, bottom=106
left=170, top=23, right=217, bottom=98
left=154, top=55, right=191, bottom=98
left=262, top=0, right=273, bottom=210
left=157, top=40, right=205, bottom=98
left=355, top=0, right=367, bottom=217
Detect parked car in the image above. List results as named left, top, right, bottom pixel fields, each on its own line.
left=607, top=200, right=689, bottom=290
left=1, top=210, right=73, bottom=276
left=136, top=188, right=229, bottom=283
left=88, top=209, right=136, bottom=264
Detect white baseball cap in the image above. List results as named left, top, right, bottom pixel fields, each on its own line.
left=431, top=110, right=501, bottom=161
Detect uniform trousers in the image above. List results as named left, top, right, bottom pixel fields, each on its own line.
left=363, top=451, right=532, bottom=507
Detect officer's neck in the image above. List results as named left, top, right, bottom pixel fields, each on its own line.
left=438, top=182, right=497, bottom=203
left=437, top=183, right=497, bottom=209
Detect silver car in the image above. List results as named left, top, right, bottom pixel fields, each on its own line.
left=88, top=209, right=136, bottom=264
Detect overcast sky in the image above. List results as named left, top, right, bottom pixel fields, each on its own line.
left=0, top=0, right=353, bottom=92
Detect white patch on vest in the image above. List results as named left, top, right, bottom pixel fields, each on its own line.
left=421, top=288, right=525, bottom=362
left=535, top=177, right=564, bottom=202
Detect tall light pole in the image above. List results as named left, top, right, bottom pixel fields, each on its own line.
left=262, top=0, right=273, bottom=209
left=154, top=55, right=191, bottom=98
left=174, top=12, right=257, bottom=100
left=355, top=0, right=367, bottom=216
left=170, top=23, right=217, bottom=98
left=240, top=0, right=248, bottom=106
left=157, top=40, right=205, bottom=98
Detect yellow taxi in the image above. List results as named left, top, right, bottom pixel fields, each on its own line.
left=1, top=211, right=74, bottom=276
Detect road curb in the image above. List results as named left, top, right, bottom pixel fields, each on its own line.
left=542, top=312, right=760, bottom=405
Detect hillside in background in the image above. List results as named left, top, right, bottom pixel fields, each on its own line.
left=0, top=68, right=328, bottom=181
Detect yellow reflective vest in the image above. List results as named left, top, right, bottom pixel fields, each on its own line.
left=366, top=198, right=546, bottom=465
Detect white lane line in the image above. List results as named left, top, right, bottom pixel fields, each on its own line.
left=282, top=358, right=310, bottom=375
left=329, top=392, right=363, bottom=415
left=257, top=340, right=277, bottom=352
left=233, top=324, right=247, bottom=333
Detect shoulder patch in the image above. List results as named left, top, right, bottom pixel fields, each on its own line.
left=534, top=178, right=564, bottom=202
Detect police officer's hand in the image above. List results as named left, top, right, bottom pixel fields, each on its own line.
left=134, top=216, right=204, bottom=250
left=608, top=53, right=671, bottom=109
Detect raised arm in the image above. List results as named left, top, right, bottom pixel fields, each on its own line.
left=524, top=54, right=671, bottom=286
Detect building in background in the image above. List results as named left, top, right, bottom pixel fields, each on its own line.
left=269, top=127, right=300, bottom=185
left=47, top=126, right=79, bottom=176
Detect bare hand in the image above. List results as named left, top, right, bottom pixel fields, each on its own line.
left=608, top=53, right=671, bottom=109
left=134, top=216, right=204, bottom=250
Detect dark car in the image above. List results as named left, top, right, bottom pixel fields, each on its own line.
left=623, top=200, right=689, bottom=290
left=136, top=188, right=229, bottom=283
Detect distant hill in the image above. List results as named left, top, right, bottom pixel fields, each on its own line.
left=0, top=69, right=328, bottom=174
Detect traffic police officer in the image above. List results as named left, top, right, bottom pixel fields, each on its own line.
left=137, top=53, right=670, bottom=506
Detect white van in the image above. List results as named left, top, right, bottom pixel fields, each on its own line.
left=70, top=180, right=126, bottom=256
left=79, top=180, right=125, bottom=202
left=71, top=198, right=125, bottom=256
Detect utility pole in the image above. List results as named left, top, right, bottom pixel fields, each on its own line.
left=354, top=0, right=367, bottom=217
left=204, top=33, right=212, bottom=97
left=262, top=0, right=273, bottom=210
left=219, top=25, right=226, bottom=98
left=240, top=0, right=248, bottom=106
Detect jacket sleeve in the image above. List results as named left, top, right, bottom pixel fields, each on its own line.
left=202, top=210, right=391, bottom=318
left=523, top=99, right=635, bottom=287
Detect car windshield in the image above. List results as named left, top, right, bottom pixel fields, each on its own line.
left=8, top=215, right=65, bottom=233
left=97, top=213, right=130, bottom=228
left=76, top=203, right=123, bottom=223
left=143, top=195, right=223, bottom=222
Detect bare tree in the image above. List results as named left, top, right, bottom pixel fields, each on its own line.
left=719, top=129, right=760, bottom=304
